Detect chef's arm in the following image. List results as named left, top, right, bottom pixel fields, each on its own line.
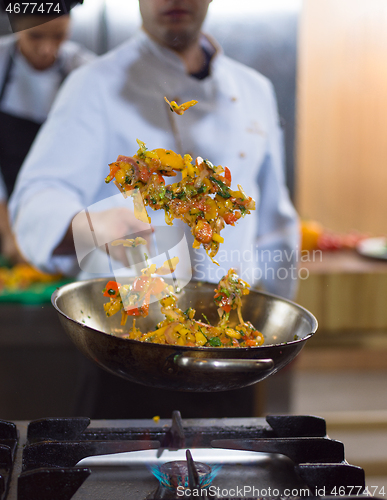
left=8, top=64, right=111, bottom=275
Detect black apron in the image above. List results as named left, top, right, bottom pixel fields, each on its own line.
left=0, top=44, right=66, bottom=197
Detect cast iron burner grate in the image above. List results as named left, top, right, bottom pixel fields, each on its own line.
left=0, top=412, right=372, bottom=500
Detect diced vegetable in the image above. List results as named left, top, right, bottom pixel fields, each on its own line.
left=105, top=140, right=255, bottom=261
left=103, top=267, right=264, bottom=348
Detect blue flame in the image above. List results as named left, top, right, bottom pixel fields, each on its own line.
left=148, top=463, right=222, bottom=491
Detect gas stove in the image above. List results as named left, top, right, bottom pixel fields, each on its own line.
left=0, top=412, right=368, bottom=499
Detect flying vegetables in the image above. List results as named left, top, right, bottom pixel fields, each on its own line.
left=105, top=140, right=255, bottom=261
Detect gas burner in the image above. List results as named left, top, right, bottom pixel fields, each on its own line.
left=0, top=412, right=371, bottom=500
left=149, top=450, right=219, bottom=499
left=154, top=457, right=212, bottom=490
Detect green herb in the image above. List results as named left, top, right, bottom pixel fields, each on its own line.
left=183, top=307, right=194, bottom=319
left=222, top=311, right=230, bottom=322
left=184, top=185, right=197, bottom=197
left=209, top=337, right=222, bottom=347
left=158, top=186, right=166, bottom=200
left=209, top=176, right=231, bottom=198
left=190, top=209, right=204, bottom=218
left=202, top=313, right=211, bottom=324
left=217, top=190, right=231, bottom=199
left=198, top=326, right=208, bottom=337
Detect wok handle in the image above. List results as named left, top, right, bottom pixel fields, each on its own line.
left=174, top=356, right=274, bottom=372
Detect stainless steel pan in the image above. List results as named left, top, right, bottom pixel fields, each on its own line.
left=52, top=278, right=317, bottom=392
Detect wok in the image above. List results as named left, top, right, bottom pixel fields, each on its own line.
left=52, top=278, right=317, bottom=392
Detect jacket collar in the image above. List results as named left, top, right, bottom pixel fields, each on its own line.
left=134, top=28, right=222, bottom=76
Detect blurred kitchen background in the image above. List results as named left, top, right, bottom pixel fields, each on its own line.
left=1, top=0, right=387, bottom=491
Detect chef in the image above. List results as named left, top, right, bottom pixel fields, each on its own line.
left=0, top=7, right=95, bottom=262
left=8, top=0, right=300, bottom=418
left=9, top=0, right=299, bottom=298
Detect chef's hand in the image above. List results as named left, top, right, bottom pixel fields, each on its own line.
left=56, top=207, right=152, bottom=267
left=80, top=207, right=152, bottom=265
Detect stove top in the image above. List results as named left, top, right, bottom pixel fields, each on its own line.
left=0, top=412, right=368, bottom=499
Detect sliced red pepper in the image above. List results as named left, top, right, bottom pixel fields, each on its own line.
left=105, top=164, right=120, bottom=183
left=126, top=307, right=141, bottom=316
left=245, top=339, right=258, bottom=347
left=171, top=200, right=190, bottom=214
left=140, top=291, right=151, bottom=316
left=218, top=293, right=231, bottom=311
left=223, top=213, right=239, bottom=225
left=214, top=290, right=232, bottom=312
left=193, top=200, right=205, bottom=211
left=194, top=219, right=213, bottom=244
left=224, top=167, right=232, bottom=186
left=139, top=167, right=151, bottom=183
left=222, top=304, right=231, bottom=313
left=156, top=172, right=165, bottom=185
left=103, top=280, right=121, bottom=298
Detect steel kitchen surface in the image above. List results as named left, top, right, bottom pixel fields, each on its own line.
left=0, top=411, right=371, bottom=500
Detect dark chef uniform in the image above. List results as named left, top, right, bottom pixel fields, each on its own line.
left=0, top=35, right=94, bottom=198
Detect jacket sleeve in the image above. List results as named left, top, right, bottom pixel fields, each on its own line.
left=8, top=64, right=109, bottom=275
left=255, top=83, right=300, bottom=300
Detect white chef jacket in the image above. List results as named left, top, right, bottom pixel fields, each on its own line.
left=0, top=34, right=95, bottom=200
left=9, top=29, right=300, bottom=299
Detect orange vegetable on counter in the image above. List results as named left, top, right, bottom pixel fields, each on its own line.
left=300, top=220, right=323, bottom=251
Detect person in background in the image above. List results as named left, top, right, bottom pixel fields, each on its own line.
left=0, top=11, right=95, bottom=262
left=9, top=0, right=299, bottom=418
